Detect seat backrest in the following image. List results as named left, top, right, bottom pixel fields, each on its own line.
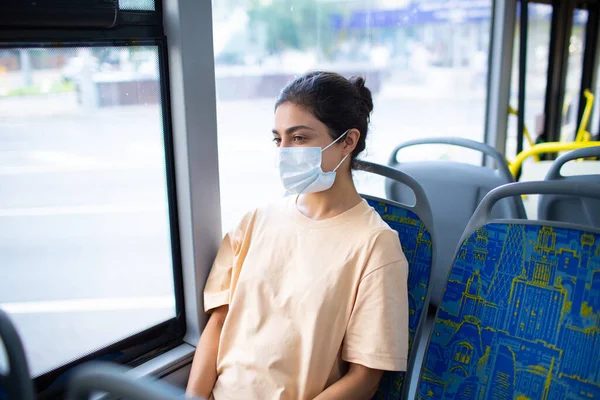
left=0, top=309, right=34, bottom=400
left=66, top=361, right=200, bottom=400
left=356, top=161, right=434, bottom=400
left=386, top=138, right=526, bottom=309
left=416, top=181, right=600, bottom=400
left=539, top=146, right=600, bottom=227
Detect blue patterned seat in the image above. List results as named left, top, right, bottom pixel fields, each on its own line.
left=385, top=138, right=525, bottom=309
left=365, top=197, right=433, bottom=399
left=417, top=182, right=600, bottom=400
left=356, top=161, right=435, bottom=400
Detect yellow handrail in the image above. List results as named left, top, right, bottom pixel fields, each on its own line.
left=576, top=89, right=594, bottom=142
left=508, top=105, right=540, bottom=162
left=508, top=141, right=600, bottom=176
left=507, top=89, right=596, bottom=177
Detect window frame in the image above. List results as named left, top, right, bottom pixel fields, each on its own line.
left=0, top=3, right=189, bottom=397
left=484, top=0, right=517, bottom=159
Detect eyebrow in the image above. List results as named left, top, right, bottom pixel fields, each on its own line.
left=271, top=125, right=316, bottom=135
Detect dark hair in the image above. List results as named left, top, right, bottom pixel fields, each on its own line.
left=275, top=71, right=374, bottom=169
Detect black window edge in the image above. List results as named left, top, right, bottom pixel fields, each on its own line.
left=36, top=319, right=184, bottom=399
left=0, top=38, right=161, bottom=48
left=0, top=21, right=164, bottom=43
left=0, top=0, right=164, bottom=40
left=0, top=35, right=187, bottom=397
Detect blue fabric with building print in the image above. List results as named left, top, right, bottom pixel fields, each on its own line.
left=364, top=198, right=433, bottom=400
left=417, top=223, right=600, bottom=399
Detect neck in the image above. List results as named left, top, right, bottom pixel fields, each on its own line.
left=296, top=171, right=362, bottom=220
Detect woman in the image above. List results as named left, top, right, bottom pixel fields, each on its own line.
left=186, top=71, right=409, bottom=400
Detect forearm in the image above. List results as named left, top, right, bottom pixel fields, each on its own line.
left=313, top=365, right=382, bottom=400
left=186, top=334, right=218, bottom=398
left=186, top=307, right=227, bottom=398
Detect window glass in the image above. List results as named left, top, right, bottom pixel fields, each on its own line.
left=592, top=49, right=600, bottom=138
left=119, top=0, right=155, bottom=11
left=505, top=3, right=553, bottom=161
left=213, top=0, right=493, bottom=233
left=0, top=46, right=176, bottom=377
left=560, top=9, right=588, bottom=141
left=592, top=39, right=600, bottom=138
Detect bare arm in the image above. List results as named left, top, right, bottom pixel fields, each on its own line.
left=313, top=363, right=383, bottom=400
left=186, top=305, right=228, bottom=398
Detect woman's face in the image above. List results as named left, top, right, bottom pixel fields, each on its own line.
left=273, top=102, right=348, bottom=173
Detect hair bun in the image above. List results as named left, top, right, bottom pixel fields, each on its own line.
left=349, top=76, right=374, bottom=116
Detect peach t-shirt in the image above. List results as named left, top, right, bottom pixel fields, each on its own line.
left=204, top=196, right=409, bottom=400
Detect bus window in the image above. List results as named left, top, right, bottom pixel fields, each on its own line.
left=119, top=0, right=155, bottom=11
left=0, top=46, right=178, bottom=377
left=561, top=9, right=588, bottom=140
left=506, top=2, right=553, bottom=161
left=593, top=42, right=600, bottom=138
left=212, top=0, right=493, bottom=233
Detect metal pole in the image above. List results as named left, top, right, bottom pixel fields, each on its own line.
left=576, top=4, right=599, bottom=137
left=78, top=47, right=98, bottom=110
left=483, top=0, right=517, bottom=166
left=542, top=0, right=575, bottom=152
left=517, top=0, right=528, bottom=156
left=19, top=49, right=32, bottom=87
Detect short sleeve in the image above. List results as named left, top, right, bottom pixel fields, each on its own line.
left=342, top=259, right=409, bottom=372
left=203, top=211, right=254, bottom=313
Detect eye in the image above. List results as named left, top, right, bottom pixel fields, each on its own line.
left=272, top=137, right=281, bottom=146
left=293, top=135, right=306, bottom=143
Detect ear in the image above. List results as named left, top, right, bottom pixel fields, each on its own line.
left=342, top=128, right=361, bottom=156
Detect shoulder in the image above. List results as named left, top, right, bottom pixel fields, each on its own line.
left=323, top=199, right=403, bottom=253
left=359, top=212, right=407, bottom=277
left=358, top=201, right=403, bottom=237
left=231, top=196, right=291, bottom=235
left=356, top=204, right=402, bottom=247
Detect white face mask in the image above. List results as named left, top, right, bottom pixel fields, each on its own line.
left=276, top=130, right=350, bottom=195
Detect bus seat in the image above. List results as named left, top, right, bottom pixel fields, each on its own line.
left=515, top=160, right=554, bottom=219
left=0, top=309, right=35, bottom=400
left=356, top=161, right=434, bottom=400
left=66, top=361, right=201, bottom=400
left=539, top=146, right=600, bottom=227
left=416, top=181, right=600, bottom=399
left=386, top=138, right=526, bottom=309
